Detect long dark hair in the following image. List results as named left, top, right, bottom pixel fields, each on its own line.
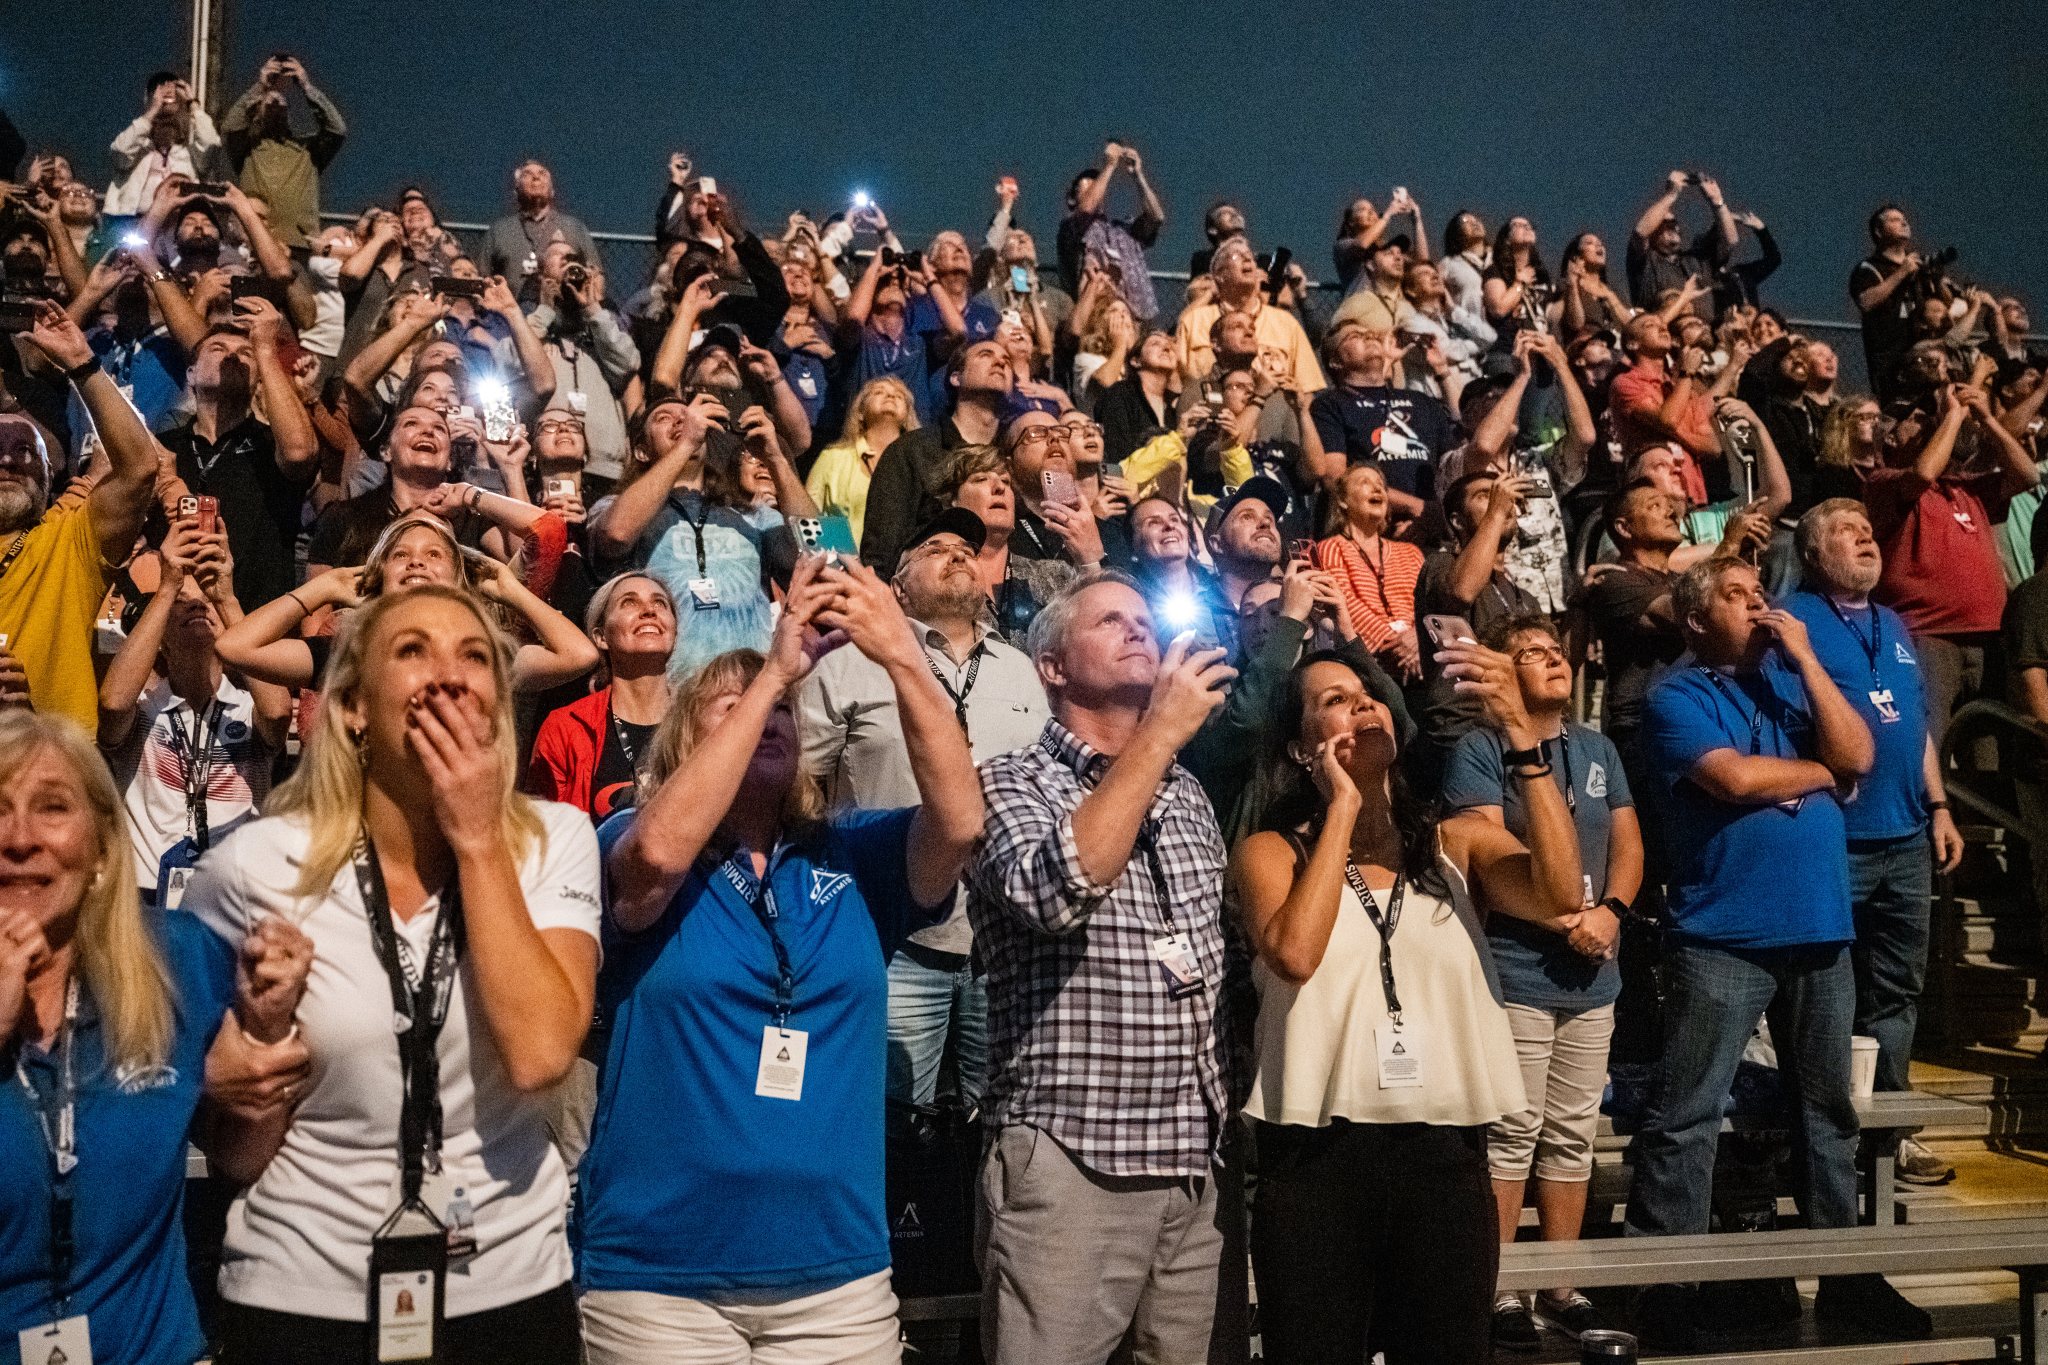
left=1561, top=232, right=1608, bottom=284
left=1234, top=651, right=1448, bottom=896
left=1485, top=220, right=1550, bottom=288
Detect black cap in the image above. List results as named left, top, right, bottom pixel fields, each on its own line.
left=692, top=322, right=745, bottom=361
left=1202, top=476, right=1290, bottom=540
left=898, top=507, right=987, bottom=567
left=1373, top=232, right=1413, bottom=255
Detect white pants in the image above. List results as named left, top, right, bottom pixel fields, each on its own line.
left=580, top=1269, right=902, bottom=1364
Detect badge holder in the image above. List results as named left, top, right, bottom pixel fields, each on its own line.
left=368, top=1199, right=447, bottom=1364
left=157, top=836, right=200, bottom=911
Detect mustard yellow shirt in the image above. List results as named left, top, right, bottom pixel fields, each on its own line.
left=0, top=502, right=113, bottom=731
left=804, top=438, right=879, bottom=547
left=1174, top=300, right=1326, bottom=396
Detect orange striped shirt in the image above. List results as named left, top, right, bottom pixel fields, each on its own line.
left=1315, top=534, right=1423, bottom=654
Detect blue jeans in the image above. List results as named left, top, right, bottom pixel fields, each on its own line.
left=1848, top=834, right=1932, bottom=1094
left=885, top=941, right=989, bottom=1108
left=1625, top=941, right=1859, bottom=1239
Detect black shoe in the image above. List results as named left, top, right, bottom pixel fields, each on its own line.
left=1697, top=1275, right=1804, bottom=1329
left=1633, top=1283, right=1697, bottom=1352
left=1815, top=1274, right=1934, bottom=1340
left=1533, top=1290, right=1604, bottom=1341
left=1492, top=1294, right=1540, bottom=1352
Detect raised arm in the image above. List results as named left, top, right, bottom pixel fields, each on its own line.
left=1231, top=741, right=1357, bottom=984
left=470, top=556, right=599, bottom=691
left=213, top=564, right=357, bottom=689
left=342, top=292, right=447, bottom=405
left=1696, top=175, right=1739, bottom=254
left=237, top=298, right=318, bottom=476
left=481, top=276, right=556, bottom=409
left=26, top=304, right=158, bottom=561
left=1959, top=383, right=2042, bottom=496
left=1471, top=335, right=1536, bottom=461
left=98, top=530, right=189, bottom=749
left=588, top=396, right=715, bottom=559
left=1633, top=171, right=1688, bottom=242
left=737, top=407, right=817, bottom=518
left=1443, top=473, right=1534, bottom=607
left=739, top=338, right=813, bottom=455
left=649, top=272, right=718, bottom=396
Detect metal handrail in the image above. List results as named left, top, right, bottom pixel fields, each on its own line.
left=1939, top=699, right=2048, bottom=843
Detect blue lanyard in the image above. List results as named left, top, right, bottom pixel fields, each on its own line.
left=16, top=978, right=79, bottom=1313
left=722, top=856, right=796, bottom=1028
left=1701, top=668, right=1779, bottom=757
left=1823, top=596, right=1884, bottom=686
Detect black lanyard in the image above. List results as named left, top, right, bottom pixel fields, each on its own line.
left=1343, top=861, right=1408, bottom=1022
left=926, top=641, right=984, bottom=734
left=722, top=856, right=797, bottom=1029
left=354, top=840, right=464, bottom=1203
left=674, top=494, right=713, bottom=577
left=1553, top=729, right=1576, bottom=814
left=167, top=699, right=220, bottom=850
left=16, top=977, right=79, bottom=1314
left=1133, top=818, right=1182, bottom=936
left=1824, top=596, right=1884, bottom=686
left=607, top=701, right=646, bottom=772
left=0, top=528, right=30, bottom=587
left=1351, top=536, right=1395, bottom=617
left=1701, top=669, right=1777, bottom=757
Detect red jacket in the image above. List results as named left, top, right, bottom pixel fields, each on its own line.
left=525, top=686, right=614, bottom=817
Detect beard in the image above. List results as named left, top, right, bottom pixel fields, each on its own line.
left=0, top=481, right=44, bottom=534
left=1824, top=548, right=1881, bottom=596
left=913, top=580, right=987, bottom=625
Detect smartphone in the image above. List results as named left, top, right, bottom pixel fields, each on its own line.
left=1422, top=613, right=1478, bottom=649
left=1100, top=460, right=1125, bottom=481
left=0, top=298, right=37, bottom=333
left=480, top=390, right=517, bottom=444
left=229, top=274, right=269, bottom=301
left=1041, top=468, right=1081, bottom=510
left=1202, top=384, right=1224, bottom=408
left=177, top=495, right=199, bottom=520
left=544, top=475, right=577, bottom=503
left=815, top=514, right=858, bottom=557
left=196, top=495, right=219, bottom=536
left=1263, top=246, right=1294, bottom=297
left=717, top=279, right=758, bottom=299
left=1009, top=264, right=1032, bottom=294
left=996, top=176, right=1018, bottom=197
left=796, top=517, right=823, bottom=550
left=1288, top=537, right=1313, bottom=564
left=698, top=176, right=718, bottom=196
left=430, top=275, right=487, bottom=300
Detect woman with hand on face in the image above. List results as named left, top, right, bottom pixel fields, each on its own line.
left=187, top=586, right=603, bottom=1363
left=0, top=711, right=311, bottom=1365
left=579, top=555, right=983, bottom=1363
left=215, top=513, right=598, bottom=694
left=1229, top=639, right=1587, bottom=1365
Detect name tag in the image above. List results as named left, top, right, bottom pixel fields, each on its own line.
left=19, top=1317, right=91, bottom=1365
left=1376, top=1022, right=1425, bottom=1088
left=1953, top=509, right=1979, bottom=533
left=757, top=1026, right=808, bottom=1101
left=1869, top=687, right=1902, bottom=724
left=1153, top=932, right=1206, bottom=1000
left=688, top=577, right=721, bottom=610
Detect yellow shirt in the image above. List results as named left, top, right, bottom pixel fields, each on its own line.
left=1174, top=300, right=1326, bottom=396
left=1331, top=284, right=1418, bottom=336
left=0, top=502, right=113, bottom=732
left=1123, top=431, right=1255, bottom=518
left=804, top=438, right=879, bottom=547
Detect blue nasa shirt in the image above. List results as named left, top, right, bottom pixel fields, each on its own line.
left=1, top=912, right=234, bottom=1365
left=1784, top=590, right=1929, bottom=841
left=578, top=807, right=942, bottom=1295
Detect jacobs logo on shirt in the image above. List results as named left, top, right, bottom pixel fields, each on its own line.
left=810, top=870, right=852, bottom=904
left=1586, top=762, right=1608, bottom=799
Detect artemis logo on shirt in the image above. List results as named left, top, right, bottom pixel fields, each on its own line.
left=114, top=1061, right=178, bottom=1094
left=810, top=870, right=852, bottom=904
left=1895, top=641, right=1915, bottom=665
left=1586, top=762, right=1608, bottom=799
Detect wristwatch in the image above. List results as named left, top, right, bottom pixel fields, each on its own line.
left=1501, top=743, right=1546, bottom=770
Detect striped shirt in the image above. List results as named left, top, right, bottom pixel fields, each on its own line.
left=968, top=720, right=1235, bottom=1178
left=1315, top=533, right=1424, bottom=655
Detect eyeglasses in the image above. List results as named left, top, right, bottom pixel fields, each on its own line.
left=1062, top=419, right=1103, bottom=436
left=537, top=417, right=586, bottom=434
left=1011, top=427, right=1075, bottom=451
left=1512, top=644, right=1568, bottom=666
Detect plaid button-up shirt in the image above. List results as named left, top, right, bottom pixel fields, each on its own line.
left=968, top=720, right=1234, bottom=1179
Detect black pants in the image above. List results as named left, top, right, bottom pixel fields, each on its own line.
left=215, top=1283, right=580, bottom=1364
left=1250, top=1119, right=1496, bottom=1365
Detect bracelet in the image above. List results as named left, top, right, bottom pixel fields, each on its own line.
left=285, top=589, right=312, bottom=617
left=466, top=485, right=484, bottom=510
left=63, top=357, right=101, bottom=386
left=1927, top=799, right=1948, bottom=811
left=1509, top=762, right=1554, bottom=780
left=242, top=1021, right=300, bottom=1049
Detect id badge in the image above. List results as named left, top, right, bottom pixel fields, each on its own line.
left=1152, top=932, right=1206, bottom=1001
left=369, top=1209, right=447, bottom=1363
left=157, top=836, right=200, bottom=911
left=1868, top=687, right=1901, bottom=724
left=757, top=1026, right=808, bottom=1101
left=1376, top=1021, right=1424, bottom=1088
left=419, top=1169, right=479, bottom=1262
left=688, top=577, right=721, bottom=611
left=17, top=1316, right=91, bottom=1365
left=564, top=390, right=589, bottom=416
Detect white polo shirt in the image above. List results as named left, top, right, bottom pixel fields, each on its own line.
left=104, top=676, right=271, bottom=893
left=183, top=801, right=602, bottom=1320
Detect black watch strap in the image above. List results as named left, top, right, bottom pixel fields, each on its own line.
left=1501, top=744, right=1545, bottom=770
left=63, top=357, right=101, bottom=385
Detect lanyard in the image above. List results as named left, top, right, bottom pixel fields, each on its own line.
left=673, top=494, right=713, bottom=577
left=1343, top=861, right=1408, bottom=1023
left=721, top=856, right=798, bottom=1028
left=1351, top=536, right=1394, bottom=617
left=1701, top=669, right=1777, bottom=757
left=926, top=642, right=984, bottom=733
left=16, top=977, right=80, bottom=1313
left=0, top=529, right=30, bottom=587
left=1013, top=511, right=1057, bottom=560
left=607, top=702, right=646, bottom=772
left=354, top=839, right=464, bottom=1202
left=166, top=699, right=220, bottom=849
left=1133, top=819, right=1182, bottom=936
left=1824, top=596, right=1884, bottom=685
left=1553, top=729, right=1576, bottom=814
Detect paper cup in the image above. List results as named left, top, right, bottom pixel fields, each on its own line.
left=1850, top=1035, right=1881, bottom=1098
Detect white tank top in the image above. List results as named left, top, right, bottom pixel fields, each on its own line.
left=1243, top=850, right=1526, bottom=1129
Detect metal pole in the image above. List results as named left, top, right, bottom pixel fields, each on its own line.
left=188, top=0, right=229, bottom=114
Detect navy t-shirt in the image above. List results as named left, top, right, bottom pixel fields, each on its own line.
left=905, top=294, right=1000, bottom=422
left=1784, top=590, right=1929, bottom=842
left=1308, top=383, right=1457, bottom=502
left=578, top=807, right=941, bottom=1295
left=1, top=912, right=233, bottom=1365
left=1443, top=723, right=1631, bottom=1012
left=1642, top=664, right=1854, bottom=949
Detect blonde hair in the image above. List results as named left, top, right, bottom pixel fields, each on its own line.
left=838, top=376, right=920, bottom=447
left=640, top=650, right=825, bottom=833
left=0, top=713, right=170, bottom=1071
left=269, top=586, right=546, bottom=900
left=357, top=513, right=481, bottom=600
left=1819, top=398, right=1880, bottom=469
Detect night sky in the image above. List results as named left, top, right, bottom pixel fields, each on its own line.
left=12, top=1, right=2047, bottom=335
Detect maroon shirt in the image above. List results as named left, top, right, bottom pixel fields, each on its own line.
left=1864, top=465, right=2011, bottom=637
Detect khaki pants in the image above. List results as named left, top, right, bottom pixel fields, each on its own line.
left=579, top=1269, right=901, bottom=1364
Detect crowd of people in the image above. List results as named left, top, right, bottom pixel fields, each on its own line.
left=1, top=54, right=2046, bottom=1365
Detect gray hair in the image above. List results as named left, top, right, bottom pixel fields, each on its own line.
left=1671, top=556, right=1756, bottom=635
left=1795, top=497, right=1870, bottom=572
left=1025, top=568, right=1145, bottom=668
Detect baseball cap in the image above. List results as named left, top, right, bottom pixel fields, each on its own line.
left=1202, top=475, right=1290, bottom=540
left=898, top=507, right=987, bottom=568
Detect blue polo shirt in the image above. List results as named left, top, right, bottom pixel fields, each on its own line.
left=852, top=321, right=933, bottom=422
left=1443, top=723, right=1632, bottom=1011
left=1, top=911, right=234, bottom=1365
left=907, top=293, right=1000, bottom=421
left=578, top=806, right=939, bottom=1295
left=1785, top=590, right=1929, bottom=842
left=1643, top=663, right=1854, bottom=949
left=73, top=327, right=188, bottom=444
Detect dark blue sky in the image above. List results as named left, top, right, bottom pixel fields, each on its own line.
left=12, top=1, right=2047, bottom=329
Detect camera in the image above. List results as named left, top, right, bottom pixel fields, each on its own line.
left=1921, top=246, right=1959, bottom=275
left=881, top=247, right=924, bottom=274
left=0, top=296, right=39, bottom=333
left=562, top=262, right=589, bottom=291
